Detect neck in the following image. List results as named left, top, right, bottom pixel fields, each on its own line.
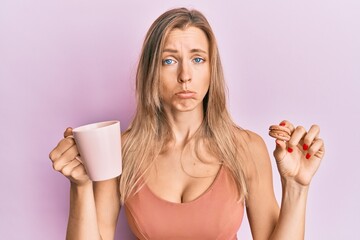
left=164, top=107, right=204, bottom=145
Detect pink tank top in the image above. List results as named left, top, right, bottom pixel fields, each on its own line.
left=124, top=166, right=244, bottom=239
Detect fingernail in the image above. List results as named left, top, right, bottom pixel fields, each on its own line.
left=306, top=153, right=311, bottom=159
left=303, top=144, right=309, bottom=151
left=280, top=122, right=286, bottom=126
left=287, top=147, right=293, bottom=153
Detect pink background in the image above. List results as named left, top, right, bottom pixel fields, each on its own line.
left=1, top=0, right=359, bottom=239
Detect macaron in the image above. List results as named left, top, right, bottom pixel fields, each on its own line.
left=268, top=125, right=291, bottom=141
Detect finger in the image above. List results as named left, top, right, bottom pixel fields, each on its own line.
left=49, top=137, right=76, bottom=161
left=307, top=138, right=325, bottom=159
left=61, top=159, right=82, bottom=177
left=279, top=120, right=295, bottom=134
left=52, top=144, right=79, bottom=171
left=70, top=164, right=88, bottom=180
left=288, top=126, right=307, bottom=152
left=302, top=124, right=320, bottom=151
left=64, top=127, right=73, bottom=138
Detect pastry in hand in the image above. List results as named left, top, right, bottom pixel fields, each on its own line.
left=268, top=125, right=291, bottom=141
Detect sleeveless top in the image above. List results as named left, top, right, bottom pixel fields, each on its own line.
left=124, top=166, right=244, bottom=240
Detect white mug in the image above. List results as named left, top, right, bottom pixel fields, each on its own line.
left=72, top=120, right=122, bottom=181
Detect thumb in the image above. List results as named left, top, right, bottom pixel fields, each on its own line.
left=275, top=139, right=287, bottom=150
left=273, top=139, right=287, bottom=161
left=63, top=127, right=73, bottom=138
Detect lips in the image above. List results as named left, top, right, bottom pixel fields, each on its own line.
left=175, top=90, right=196, bottom=99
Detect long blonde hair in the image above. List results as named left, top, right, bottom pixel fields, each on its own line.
left=120, top=8, right=249, bottom=204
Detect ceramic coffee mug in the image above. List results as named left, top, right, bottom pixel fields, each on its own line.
left=72, top=120, right=122, bottom=181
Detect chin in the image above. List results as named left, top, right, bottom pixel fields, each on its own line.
left=174, top=102, right=202, bottom=112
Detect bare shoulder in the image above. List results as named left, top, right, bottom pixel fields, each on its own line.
left=233, top=128, right=272, bottom=179
left=233, top=128, right=268, bottom=152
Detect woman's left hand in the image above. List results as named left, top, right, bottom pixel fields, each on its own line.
left=269, top=120, right=325, bottom=186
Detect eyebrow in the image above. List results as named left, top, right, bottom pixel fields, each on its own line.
left=162, top=48, right=208, bottom=54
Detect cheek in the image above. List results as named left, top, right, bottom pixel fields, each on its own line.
left=159, top=82, right=166, bottom=99
left=160, top=79, right=172, bottom=91
left=160, top=69, right=176, bottom=89
left=159, top=79, right=174, bottom=100
left=198, top=64, right=210, bottom=81
left=200, top=70, right=211, bottom=90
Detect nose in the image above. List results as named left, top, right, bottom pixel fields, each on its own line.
left=177, top=61, right=192, bottom=83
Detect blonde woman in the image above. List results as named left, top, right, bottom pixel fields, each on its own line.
left=49, top=8, right=325, bottom=240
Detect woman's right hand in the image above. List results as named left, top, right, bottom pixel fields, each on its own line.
left=49, top=128, right=91, bottom=186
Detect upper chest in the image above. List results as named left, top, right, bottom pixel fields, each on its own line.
left=145, top=146, right=222, bottom=203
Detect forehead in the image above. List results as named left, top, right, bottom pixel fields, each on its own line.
left=164, top=26, right=209, bottom=50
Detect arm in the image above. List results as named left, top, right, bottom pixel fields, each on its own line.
left=93, top=178, right=121, bottom=240
left=243, top=123, right=324, bottom=240
left=67, top=182, right=102, bottom=240
left=67, top=179, right=120, bottom=240
left=242, top=130, right=279, bottom=239
left=269, top=178, right=308, bottom=239
left=269, top=121, right=324, bottom=239
left=50, top=128, right=120, bottom=240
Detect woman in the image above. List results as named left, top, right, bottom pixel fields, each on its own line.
left=49, top=8, right=325, bottom=240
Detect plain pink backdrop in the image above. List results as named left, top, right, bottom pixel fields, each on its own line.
left=1, top=0, right=359, bottom=239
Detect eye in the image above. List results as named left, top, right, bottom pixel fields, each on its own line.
left=193, top=57, right=205, bottom=64
left=163, top=59, right=176, bottom=65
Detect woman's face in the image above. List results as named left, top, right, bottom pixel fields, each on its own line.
left=159, top=26, right=210, bottom=114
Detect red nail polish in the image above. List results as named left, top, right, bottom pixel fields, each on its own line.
left=287, top=147, right=293, bottom=153
left=303, top=144, right=309, bottom=151
left=306, top=153, right=311, bottom=159
left=280, top=122, right=286, bottom=126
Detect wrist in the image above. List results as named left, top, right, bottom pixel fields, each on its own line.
left=281, top=177, right=309, bottom=195
left=70, top=181, right=93, bottom=192
left=70, top=182, right=94, bottom=206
